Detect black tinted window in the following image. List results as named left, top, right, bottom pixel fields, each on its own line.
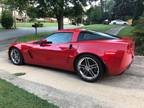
left=45, top=32, right=73, bottom=44
left=78, top=31, right=119, bottom=41
left=95, top=32, right=120, bottom=39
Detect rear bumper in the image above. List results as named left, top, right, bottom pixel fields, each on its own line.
left=103, top=51, right=134, bottom=76
left=116, top=58, right=134, bottom=75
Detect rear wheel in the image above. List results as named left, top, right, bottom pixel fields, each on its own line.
left=9, top=48, right=24, bottom=65
left=75, top=55, right=104, bottom=82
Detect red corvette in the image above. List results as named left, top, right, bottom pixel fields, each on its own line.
left=8, top=29, right=135, bottom=82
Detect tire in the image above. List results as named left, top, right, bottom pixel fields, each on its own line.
left=75, top=54, right=104, bottom=82
left=9, top=48, right=24, bottom=65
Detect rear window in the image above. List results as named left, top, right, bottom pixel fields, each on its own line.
left=78, top=31, right=120, bottom=42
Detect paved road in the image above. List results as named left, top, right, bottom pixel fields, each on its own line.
left=106, top=26, right=126, bottom=35
left=0, top=51, right=144, bottom=108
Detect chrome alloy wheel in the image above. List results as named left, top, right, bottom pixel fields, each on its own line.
left=77, top=57, right=100, bottom=80
left=10, top=48, right=21, bottom=64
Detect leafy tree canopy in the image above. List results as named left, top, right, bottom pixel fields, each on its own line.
left=86, top=6, right=102, bottom=24
left=35, top=0, right=97, bottom=29
left=113, top=0, right=144, bottom=20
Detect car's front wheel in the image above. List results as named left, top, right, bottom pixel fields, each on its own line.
left=75, top=55, right=104, bottom=82
left=9, top=48, right=24, bottom=65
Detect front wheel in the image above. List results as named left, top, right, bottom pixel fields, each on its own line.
left=75, top=55, right=104, bottom=82
left=9, top=48, right=24, bottom=65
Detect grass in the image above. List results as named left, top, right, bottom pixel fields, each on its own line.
left=118, top=26, right=134, bottom=37
left=0, top=28, right=5, bottom=32
left=0, top=79, right=59, bottom=108
left=82, top=24, right=118, bottom=32
left=16, top=32, right=53, bottom=42
left=16, top=22, right=58, bottom=28
left=0, top=26, right=6, bottom=32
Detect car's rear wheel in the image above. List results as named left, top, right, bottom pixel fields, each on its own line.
left=75, top=55, right=104, bottom=82
left=9, top=48, right=24, bottom=65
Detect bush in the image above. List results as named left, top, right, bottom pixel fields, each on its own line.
left=133, top=17, right=144, bottom=55
left=32, top=22, right=43, bottom=28
left=1, top=10, right=14, bottom=29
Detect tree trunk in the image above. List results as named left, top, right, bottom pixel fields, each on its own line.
left=100, top=0, right=104, bottom=17
left=57, top=16, right=64, bottom=30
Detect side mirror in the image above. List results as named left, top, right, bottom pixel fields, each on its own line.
left=39, top=39, right=52, bottom=46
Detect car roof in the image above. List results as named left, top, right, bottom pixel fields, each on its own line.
left=113, top=19, right=124, bottom=21
left=57, top=29, right=84, bottom=32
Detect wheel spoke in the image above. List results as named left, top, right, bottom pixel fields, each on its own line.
left=88, top=69, right=96, bottom=77
left=89, top=64, right=98, bottom=69
left=83, top=70, right=89, bottom=76
left=85, top=58, right=90, bottom=66
left=80, top=64, right=85, bottom=69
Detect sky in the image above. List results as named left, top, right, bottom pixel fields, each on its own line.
left=86, top=0, right=100, bottom=10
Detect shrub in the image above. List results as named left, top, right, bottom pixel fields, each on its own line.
left=32, top=22, right=43, bottom=28
left=1, top=10, right=14, bottom=29
left=133, top=17, right=144, bottom=55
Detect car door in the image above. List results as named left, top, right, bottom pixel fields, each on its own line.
left=29, top=32, right=75, bottom=69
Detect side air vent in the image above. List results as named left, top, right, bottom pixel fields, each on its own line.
left=28, top=50, right=33, bottom=58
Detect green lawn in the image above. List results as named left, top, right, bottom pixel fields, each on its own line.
left=118, top=26, right=134, bottom=37
left=0, top=79, right=58, bottom=108
left=83, top=24, right=118, bottom=32
left=16, top=22, right=58, bottom=27
left=0, top=27, right=6, bottom=32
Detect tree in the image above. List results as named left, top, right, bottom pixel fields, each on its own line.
left=36, top=0, right=97, bottom=30
left=65, top=2, right=85, bottom=25
left=113, top=0, right=144, bottom=20
left=1, top=10, right=14, bottom=29
left=6, top=0, right=97, bottom=30
left=27, top=6, right=39, bottom=19
left=100, top=0, right=104, bottom=17
left=104, top=0, right=115, bottom=19
left=86, top=6, right=102, bottom=24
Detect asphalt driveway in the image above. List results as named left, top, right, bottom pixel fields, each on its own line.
left=0, top=51, right=144, bottom=108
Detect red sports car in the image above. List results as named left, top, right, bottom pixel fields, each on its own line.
left=8, top=29, right=135, bottom=82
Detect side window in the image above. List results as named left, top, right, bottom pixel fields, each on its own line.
left=45, top=32, right=73, bottom=44
left=78, top=32, right=99, bottom=41
left=78, top=31, right=119, bottom=42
